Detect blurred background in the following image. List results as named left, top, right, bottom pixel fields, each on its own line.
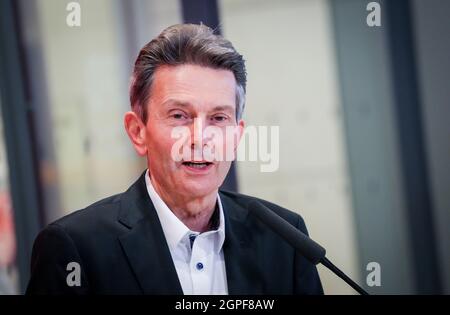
left=0, top=0, right=449, bottom=295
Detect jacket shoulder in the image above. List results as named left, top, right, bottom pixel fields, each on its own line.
left=47, top=192, right=124, bottom=237
left=219, top=189, right=306, bottom=228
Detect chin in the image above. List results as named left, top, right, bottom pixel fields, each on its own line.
left=180, top=179, right=219, bottom=197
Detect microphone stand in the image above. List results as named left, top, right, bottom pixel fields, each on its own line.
left=248, top=200, right=370, bottom=295
left=320, top=257, right=369, bottom=295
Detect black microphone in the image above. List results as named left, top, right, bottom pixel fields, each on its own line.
left=248, top=200, right=369, bottom=295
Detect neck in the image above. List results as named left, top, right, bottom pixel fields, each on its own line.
left=150, top=177, right=218, bottom=233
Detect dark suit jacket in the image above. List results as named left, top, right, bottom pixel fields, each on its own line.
left=26, top=172, right=323, bottom=295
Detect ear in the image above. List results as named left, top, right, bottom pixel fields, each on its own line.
left=124, top=111, right=147, bottom=156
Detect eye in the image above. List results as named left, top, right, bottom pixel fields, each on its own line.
left=171, top=111, right=188, bottom=120
left=212, top=114, right=228, bottom=122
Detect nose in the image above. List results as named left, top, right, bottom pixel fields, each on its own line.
left=191, top=117, right=203, bottom=150
left=190, top=117, right=212, bottom=150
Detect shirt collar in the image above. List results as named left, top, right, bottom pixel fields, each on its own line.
left=144, top=170, right=225, bottom=253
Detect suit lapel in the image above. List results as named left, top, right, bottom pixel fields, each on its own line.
left=115, top=173, right=265, bottom=295
left=220, top=192, right=265, bottom=294
left=117, top=173, right=183, bottom=294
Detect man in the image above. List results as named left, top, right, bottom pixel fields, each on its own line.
left=26, top=24, right=323, bottom=295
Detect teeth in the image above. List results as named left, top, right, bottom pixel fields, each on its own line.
left=185, top=162, right=208, bottom=169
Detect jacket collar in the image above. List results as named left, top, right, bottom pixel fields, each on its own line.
left=117, top=172, right=183, bottom=294
left=219, top=191, right=265, bottom=294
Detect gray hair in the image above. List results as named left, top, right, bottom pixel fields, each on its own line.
left=130, top=24, right=247, bottom=123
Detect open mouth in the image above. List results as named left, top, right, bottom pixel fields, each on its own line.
left=182, top=161, right=213, bottom=169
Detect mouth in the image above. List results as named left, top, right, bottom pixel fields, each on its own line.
left=181, top=161, right=214, bottom=172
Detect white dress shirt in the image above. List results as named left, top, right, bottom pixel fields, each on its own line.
left=145, top=170, right=228, bottom=295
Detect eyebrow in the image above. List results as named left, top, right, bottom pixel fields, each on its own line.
left=210, top=105, right=235, bottom=113
left=163, top=99, right=235, bottom=113
left=162, top=99, right=191, bottom=108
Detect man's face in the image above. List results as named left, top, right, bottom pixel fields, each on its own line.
left=143, top=64, right=244, bottom=198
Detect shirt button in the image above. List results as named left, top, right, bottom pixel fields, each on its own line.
left=196, top=262, right=204, bottom=270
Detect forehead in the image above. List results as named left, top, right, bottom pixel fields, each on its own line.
left=150, top=64, right=237, bottom=108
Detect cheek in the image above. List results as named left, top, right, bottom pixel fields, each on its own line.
left=222, top=127, right=240, bottom=160
left=216, top=161, right=232, bottom=181
left=147, top=128, right=179, bottom=162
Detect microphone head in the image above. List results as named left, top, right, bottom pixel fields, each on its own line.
left=247, top=200, right=326, bottom=265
